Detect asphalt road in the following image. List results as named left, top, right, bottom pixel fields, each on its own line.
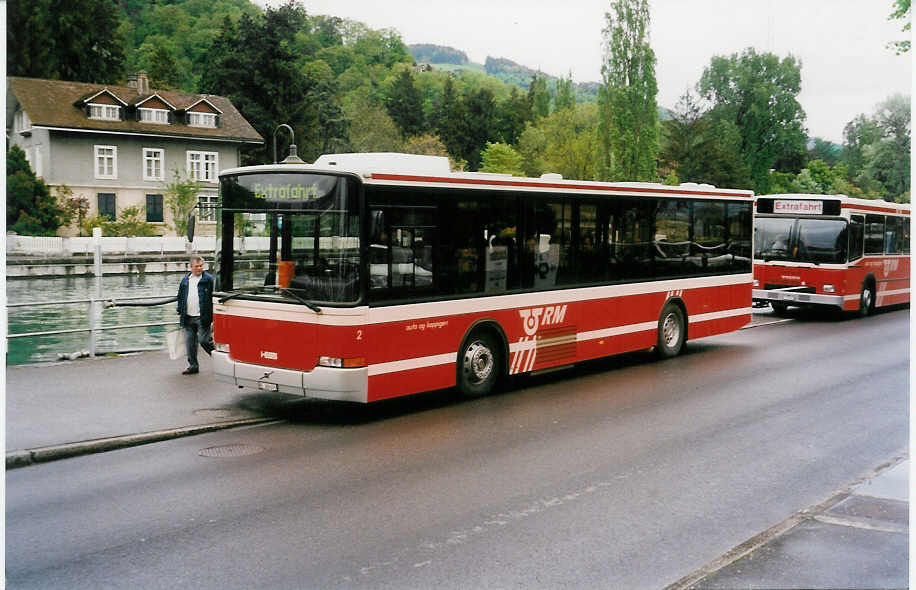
left=6, top=308, right=909, bottom=589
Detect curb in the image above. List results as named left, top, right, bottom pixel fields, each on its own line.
left=6, top=417, right=278, bottom=469
left=661, top=451, right=909, bottom=590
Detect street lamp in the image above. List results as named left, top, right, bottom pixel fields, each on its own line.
left=272, top=123, right=305, bottom=165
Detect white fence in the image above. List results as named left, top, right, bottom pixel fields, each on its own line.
left=7, top=235, right=272, bottom=256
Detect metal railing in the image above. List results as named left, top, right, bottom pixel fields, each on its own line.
left=7, top=294, right=179, bottom=358
left=6, top=228, right=186, bottom=361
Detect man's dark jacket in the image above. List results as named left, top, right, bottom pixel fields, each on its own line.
left=177, top=271, right=215, bottom=327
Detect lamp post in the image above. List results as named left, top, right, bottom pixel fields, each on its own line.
left=272, top=124, right=305, bottom=165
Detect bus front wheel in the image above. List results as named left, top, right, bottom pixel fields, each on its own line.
left=458, top=332, right=501, bottom=397
left=656, top=304, right=686, bottom=359
left=858, top=283, right=875, bottom=317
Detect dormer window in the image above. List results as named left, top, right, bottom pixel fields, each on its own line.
left=139, top=108, right=169, bottom=124
left=188, top=112, right=217, bottom=128
left=89, top=103, right=121, bottom=121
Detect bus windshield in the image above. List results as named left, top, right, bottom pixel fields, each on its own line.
left=217, top=172, right=361, bottom=305
left=755, top=217, right=848, bottom=264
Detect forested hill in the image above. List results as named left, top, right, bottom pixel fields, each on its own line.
left=409, top=44, right=601, bottom=102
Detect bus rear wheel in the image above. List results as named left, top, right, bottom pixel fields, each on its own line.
left=458, top=332, right=501, bottom=397
left=655, top=304, right=686, bottom=359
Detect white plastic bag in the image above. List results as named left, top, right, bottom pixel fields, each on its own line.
left=167, top=329, right=186, bottom=360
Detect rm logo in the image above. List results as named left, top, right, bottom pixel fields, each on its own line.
left=512, top=305, right=568, bottom=374
left=518, top=305, right=568, bottom=336
left=260, top=350, right=278, bottom=360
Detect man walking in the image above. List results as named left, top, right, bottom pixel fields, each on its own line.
left=177, top=255, right=214, bottom=375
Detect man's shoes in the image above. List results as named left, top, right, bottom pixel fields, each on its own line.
left=182, top=367, right=199, bottom=375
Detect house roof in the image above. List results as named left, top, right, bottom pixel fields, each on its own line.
left=8, top=77, right=263, bottom=144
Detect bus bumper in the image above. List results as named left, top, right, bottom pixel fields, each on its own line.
left=752, top=288, right=845, bottom=309
left=212, top=351, right=369, bottom=403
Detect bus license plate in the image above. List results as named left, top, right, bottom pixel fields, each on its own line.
left=258, top=382, right=279, bottom=392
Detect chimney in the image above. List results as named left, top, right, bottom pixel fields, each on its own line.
left=137, top=71, right=149, bottom=95
left=127, top=74, right=138, bottom=89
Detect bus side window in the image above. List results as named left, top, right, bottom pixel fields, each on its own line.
left=848, top=215, right=865, bottom=261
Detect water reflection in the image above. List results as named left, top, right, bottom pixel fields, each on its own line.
left=7, top=272, right=183, bottom=365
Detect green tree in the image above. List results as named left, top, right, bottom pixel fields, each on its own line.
left=7, top=0, right=125, bottom=83
left=386, top=68, right=425, bottom=138
left=343, top=91, right=403, bottom=152
left=596, top=0, right=659, bottom=181
left=841, top=114, right=883, bottom=178
left=889, top=0, right=911, bottom=54
left=7, top=146, right=65, bottom=236
left=480, top=143, right=525, bottom=175
left=699, top=48, right=807, bottom=194
left=519, top=103, right=600, bottom=180
left=528, top=74, right=551, bottom=121
left=553, top=72, right=576, bottom=112
left=199, top=4, right=313, bottom=164
left=164, top=172, right=201, bottom=237
left=462, top=88, right=500, bottom=170
left=658, top=91, right=752, bottom=188
left=432, top=76, right=468, bottom=160
left=496, top=86, right=531, bottom=145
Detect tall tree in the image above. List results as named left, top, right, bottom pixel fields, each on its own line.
left=496, top=86, right=531, bottom=145
left=462, top=88, right=500, bottom=170
left=527, top=74, right=551, bottom=121
left=596, top=0, right=659, bottom=181
left=386, top=69, right=425, bottom=138
left=658, top=91, right=752, bottom=188
left=553, top=73, right=576, bottom=112
left=433, top=77, right=469, bottom=163
left=699, top=48, right=807, bottom=194
left=199, top=4, right=313, bottom=164
left=8, top=0, right=125, bottom=83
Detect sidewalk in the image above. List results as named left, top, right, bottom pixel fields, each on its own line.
left=668, top=455, right=909, bottom=590
left=5, top=350, right=274, bottom=466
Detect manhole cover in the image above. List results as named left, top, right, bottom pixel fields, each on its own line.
left=198, top=444, right=265, bottom=458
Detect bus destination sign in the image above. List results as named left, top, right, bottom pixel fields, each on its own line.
left=773, top=200, right=823, bottom=215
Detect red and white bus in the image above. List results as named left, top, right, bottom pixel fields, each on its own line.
left=753, top=194, right=910, bottom=315
left=211, top=153, right=754, bottom=402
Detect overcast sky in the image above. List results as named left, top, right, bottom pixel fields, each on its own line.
left=291, top=0, right=911, bottom=143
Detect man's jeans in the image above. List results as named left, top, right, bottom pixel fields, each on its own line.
left=184, top=315, right=213, bottom=370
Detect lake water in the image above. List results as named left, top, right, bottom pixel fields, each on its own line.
left=7, top=272, right=184, bottom=365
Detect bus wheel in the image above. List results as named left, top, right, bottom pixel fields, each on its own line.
left=656, top=304, right=686, bottom=359
left=858, top=283, right=875, bottom=317
left=458, top=332, right=501, bottom=397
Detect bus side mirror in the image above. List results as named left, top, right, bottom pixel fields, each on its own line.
left=187, top=213, right=196, bottom=243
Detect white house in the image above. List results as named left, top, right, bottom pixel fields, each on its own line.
left=7, top=72, right=264, bottom=236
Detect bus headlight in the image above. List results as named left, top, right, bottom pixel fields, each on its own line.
left=753, top=279, right=760, bottom=287
left=823, top=284, right=836, bottom=293
left=319, top=356, right=366, bottom=368
left=215, top=343, right=230, bottom=353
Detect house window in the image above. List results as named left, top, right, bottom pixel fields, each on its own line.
left=94, top=145, right=117, bottom=179
left=139, top=108, right=169, bottom=124
left=187, top=150, right=218, bottom=182
left=146, top=194, right=164, bottom=223
left=197, top=194, right=219, bottom=223
left=188, top=112, right=217, bottom=128
left=98, top=193, right=116, bottom=221
left=89, top=104, right=121, bottom=121
left=143, top=148, right=164, bottom=181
